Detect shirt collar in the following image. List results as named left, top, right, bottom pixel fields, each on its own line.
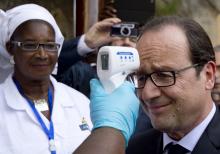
left=163, top=103, right=216, bottom=152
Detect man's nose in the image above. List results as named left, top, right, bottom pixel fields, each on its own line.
left=141, top=78, right=161, bottom=101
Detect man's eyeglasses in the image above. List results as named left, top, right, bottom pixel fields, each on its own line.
left=10, top=41, right=60, bottom=52
left=128, top=64, right=200, bottom=89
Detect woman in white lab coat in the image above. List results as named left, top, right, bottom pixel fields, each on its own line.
left=0, top=4, right=92, bottom=154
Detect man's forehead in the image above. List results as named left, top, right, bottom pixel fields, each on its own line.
left=139, top=60, right=179, bottom=71
left=136, top=25, right=192, bottom=73
left=137, top=25, right=188, bottom=48
left=137, top=26, right=189, bottom=58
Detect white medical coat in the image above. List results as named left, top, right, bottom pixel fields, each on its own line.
left=0, top=74, right=92, bottom=154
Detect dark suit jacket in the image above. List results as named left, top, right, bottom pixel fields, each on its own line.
left=55, top=37, right=97, bottom=97
left=57, top=37, right=83, bottom=77
left=126, top=105, right=220, bottom=154
left=59, top=61, right=97, bottom=98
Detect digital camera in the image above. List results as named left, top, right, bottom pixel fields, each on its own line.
left=110, top=22, right=139, bottom=38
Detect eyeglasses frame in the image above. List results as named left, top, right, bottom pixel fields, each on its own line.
left=129, top=63, right=200, bottom=89
left=10, top=41, right=60, bottom=52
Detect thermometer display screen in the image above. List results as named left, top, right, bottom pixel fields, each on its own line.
left=101, top=54, right=109, bottom=70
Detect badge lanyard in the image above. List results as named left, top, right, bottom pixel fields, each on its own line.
left=13, top=77, right=56, bottom=154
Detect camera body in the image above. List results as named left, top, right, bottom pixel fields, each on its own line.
left=110, top=22, right=139, bottom=38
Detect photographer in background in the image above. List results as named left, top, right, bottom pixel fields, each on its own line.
left=59, top=4, right=140, bottom=98
left=57, top=17, right=122, bottom=98
left=59, top=20, right=141, bottom=98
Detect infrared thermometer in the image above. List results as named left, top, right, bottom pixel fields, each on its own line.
left=97, top=46, right=140, bottom=93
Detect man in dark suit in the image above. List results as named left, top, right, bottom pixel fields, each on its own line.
left=126, top=16, right=220, bottom=154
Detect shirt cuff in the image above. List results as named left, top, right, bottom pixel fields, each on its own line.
left=77, top=34, right=94, bottom=56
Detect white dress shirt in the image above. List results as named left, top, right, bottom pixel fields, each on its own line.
left=77, top=34, right=94, bottom=56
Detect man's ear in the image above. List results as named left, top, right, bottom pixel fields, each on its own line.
left=204, top=61, right=216, bottom=90
left=6, top=41, right=14, bottom=55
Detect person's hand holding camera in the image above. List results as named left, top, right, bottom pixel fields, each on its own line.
left=85, top=18, right=121, bottom=49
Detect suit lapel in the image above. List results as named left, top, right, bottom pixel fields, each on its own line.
left=192, top=105, right=220, bottom=154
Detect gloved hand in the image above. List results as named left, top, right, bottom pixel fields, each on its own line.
left=90, top=79, right=140, bottom=145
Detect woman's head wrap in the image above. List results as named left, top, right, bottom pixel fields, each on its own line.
left=0, top=3, right=64, bottom=74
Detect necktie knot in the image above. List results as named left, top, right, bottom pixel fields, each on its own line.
left=165, top=143, right=189, bottom=154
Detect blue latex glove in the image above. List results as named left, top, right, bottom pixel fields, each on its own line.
left=90, top=79, right=140, bottom=145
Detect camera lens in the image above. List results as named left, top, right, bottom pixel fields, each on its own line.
left=120, top=26, right=131, bottom=37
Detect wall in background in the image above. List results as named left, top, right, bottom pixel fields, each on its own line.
left=156, top=0, right=220, bottom=46
left=0, top=0, right=74, bottom=38
left=2, top=0, right=220, bottom=46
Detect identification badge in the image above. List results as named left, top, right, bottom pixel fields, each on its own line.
left=79, top=117, right=90, bottom=131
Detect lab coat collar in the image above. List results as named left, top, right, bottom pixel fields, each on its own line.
left=4, top=74, right=75, bottom=110
left=3, top=74, right=43, bottom=125
left=3, top=74, right=27, bottom=110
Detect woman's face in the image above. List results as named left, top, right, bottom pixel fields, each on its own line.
left=7, top=20, right=58, bottom=81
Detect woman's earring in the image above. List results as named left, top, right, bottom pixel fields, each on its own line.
left=9, top=56, right=15, bottom=65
